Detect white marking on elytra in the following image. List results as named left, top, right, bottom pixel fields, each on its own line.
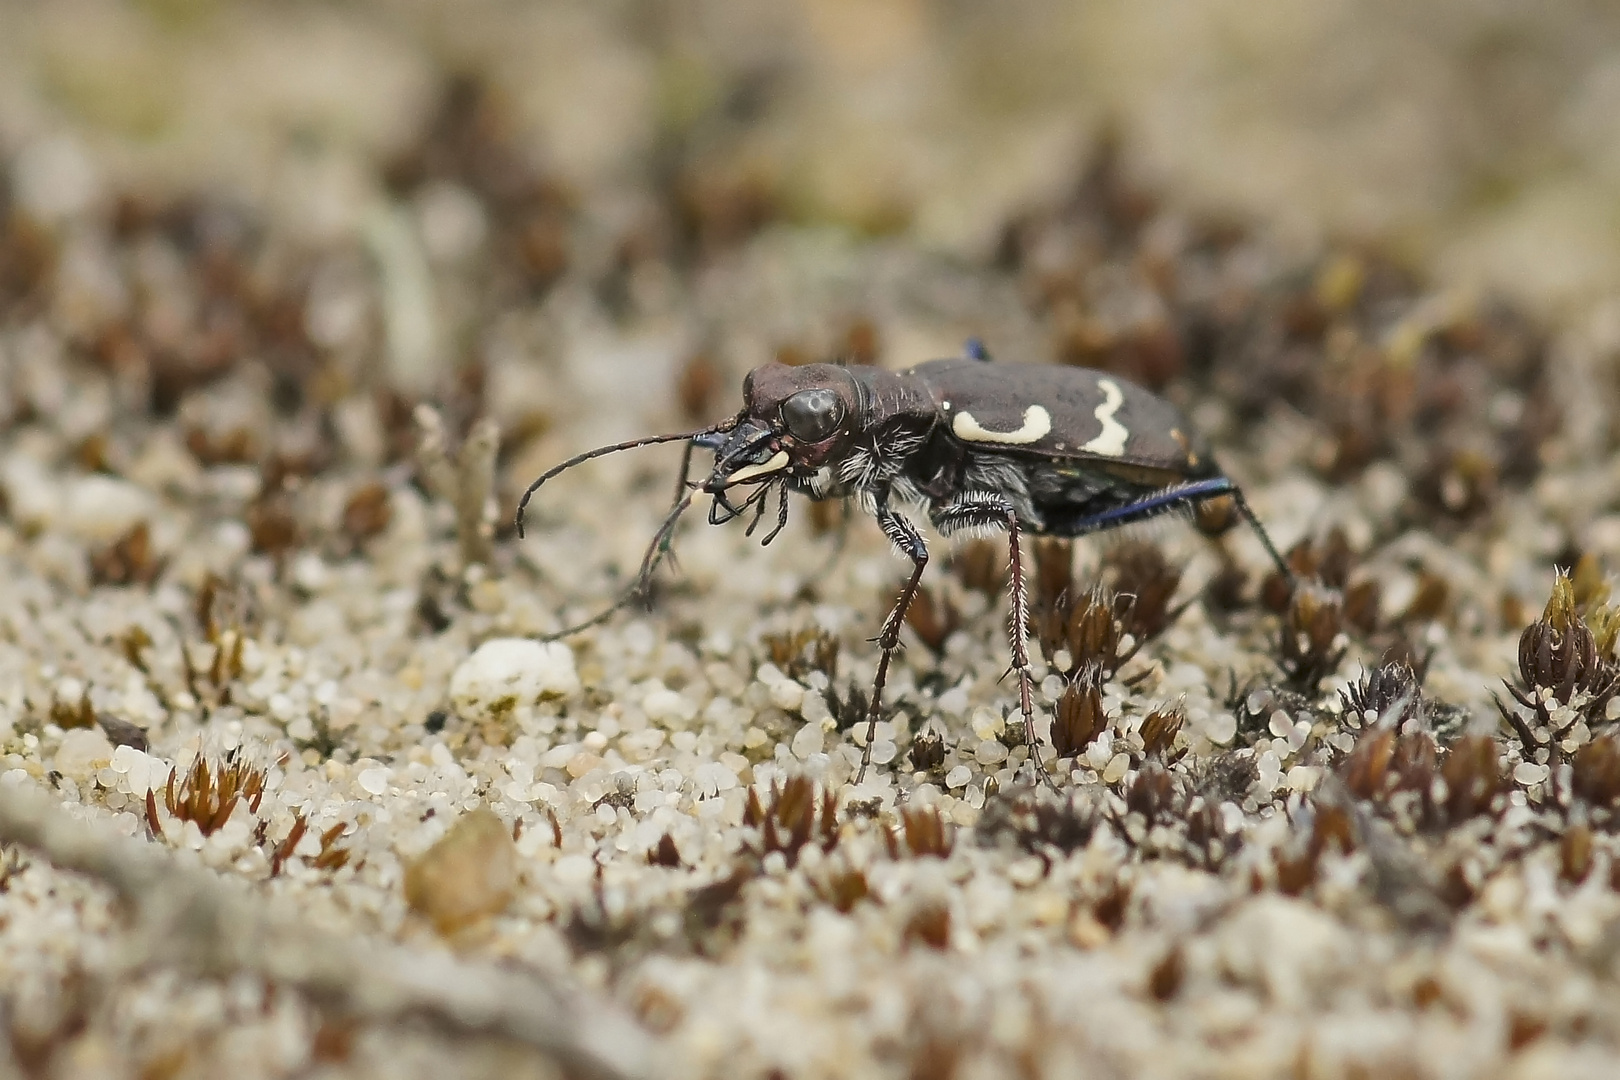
left=724, top=450, right=790, bottom=485
left=952, top=404, right=1051, bottom=445
left=1079, top=378, right=1129, bottom=456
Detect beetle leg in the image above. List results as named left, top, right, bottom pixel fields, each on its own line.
left=539, top=486, right=700, bottom=640
left=670, top=438, right=696, bottom=506
left=932, top=495, right=1055, bottom=790
left=1001, top=508, right=1053, bottom=788
left=856, top=507, right=928, bottom=785
left=1051, top=477, right=1294, bottom=584
left=1227, top=487, right=1294, bottom=587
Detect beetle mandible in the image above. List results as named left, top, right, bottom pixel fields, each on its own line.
left=517, top=344, right=1292, bottom=787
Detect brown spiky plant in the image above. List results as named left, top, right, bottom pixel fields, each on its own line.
left=1029, top=540, right=1182, bottom=681
left=742, top=775, right=839, bottom=867
left=1277, top=582, right=1348, bottom=690
left=157, top=749, right=266, bottom=838
left=1497, top=571, right=1619, bottom=760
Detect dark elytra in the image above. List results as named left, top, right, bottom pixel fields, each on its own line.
left=516, top=345, right=1292, bottom=788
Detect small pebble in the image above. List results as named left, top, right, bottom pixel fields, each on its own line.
left=450, top=638, right=579, bottom=723
left=1205, top=712, right=1238, bottom=745
left=1268, top=711, right=1292, bottom=739
left=403, top=807, right=519, bottom=934
left=1285, top=765, right=1320, bottom=792
left=1257, top=750, right=1283, bottom=791
left=791, top=723, right=824, bottom=760
left=54, top=728, right=114, bottom=781
left=97, top=714, right=148, bottom=752
left=975, top=740, right=1008, bottom=765
left=1513, top=761, right=1550, bottom=786
left=62, top=474, right=154, bottom=541
left=771, top=678, right=806, bottom=712
left=567, top=753, right=604, bottom=778
left=642, top=688, right=685, bottom=723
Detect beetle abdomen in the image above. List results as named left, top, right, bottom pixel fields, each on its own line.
left=907, top=359, right=1205, bottom=474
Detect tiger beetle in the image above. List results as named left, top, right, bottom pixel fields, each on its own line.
left=517, top=342, right=1292, bottom=788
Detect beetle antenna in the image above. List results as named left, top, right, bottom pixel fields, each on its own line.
left=1230, top=487, right=1295, bottom=586
left=515, top=417, right=738, bottom=538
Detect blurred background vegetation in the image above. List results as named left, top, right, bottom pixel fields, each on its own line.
left=4, top=0, right=1619, bottom=314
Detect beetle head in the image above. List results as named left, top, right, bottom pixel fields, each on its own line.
left=700, top=363, right=863, bottom=493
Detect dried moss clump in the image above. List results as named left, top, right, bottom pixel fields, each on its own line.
left=1571, top=736, right=1620, bottom=808
left=88, top=521, right=163, bottom=587
left=950, top=539, right=1007, bottom=595
left=895, top=804, right=954, bottom=859
left=976, top=787, right=1100, bottom=858
left=1340, top=661, right=1425, bottom=731
left=1123, top=761, right=1177, bottom=824
left=1260, top=527, right=1392, bottom=641
left=1497, top=571, right=1619, bottom=760
left=1051, top=663, right=1109, bottom=759
left=1262, top=529, right=1355, bottom=611
left=907, top=728, right=947, bottom=773
left=1139, top=705, right=1184, bottom=760
left=762, top=626, right=840, bottom=681
left=742, top=776, right=839, bottom=867
left=1337, top=724, right=1504, bottom=829
left=1030, top=539, right=1181, bottom=680
left=902, top=585, right=961, bottom=658
left=1029, top=540, right=1186, bottom=764
left=157, top=750, right=266, bottom=839
left=811, top=862, right=872, bottom=913
left=1277, top=582, right=1348, bottom=690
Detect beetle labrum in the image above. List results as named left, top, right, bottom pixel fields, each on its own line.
left=517, top=347, right=1292, bottom=786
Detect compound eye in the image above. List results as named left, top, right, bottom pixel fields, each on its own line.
left=780, top=388, right=845, bottom=442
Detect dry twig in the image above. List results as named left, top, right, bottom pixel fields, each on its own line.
left=0, top=778, right=657, bottom=1080
left=414, top=405, right=500, bottom=565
